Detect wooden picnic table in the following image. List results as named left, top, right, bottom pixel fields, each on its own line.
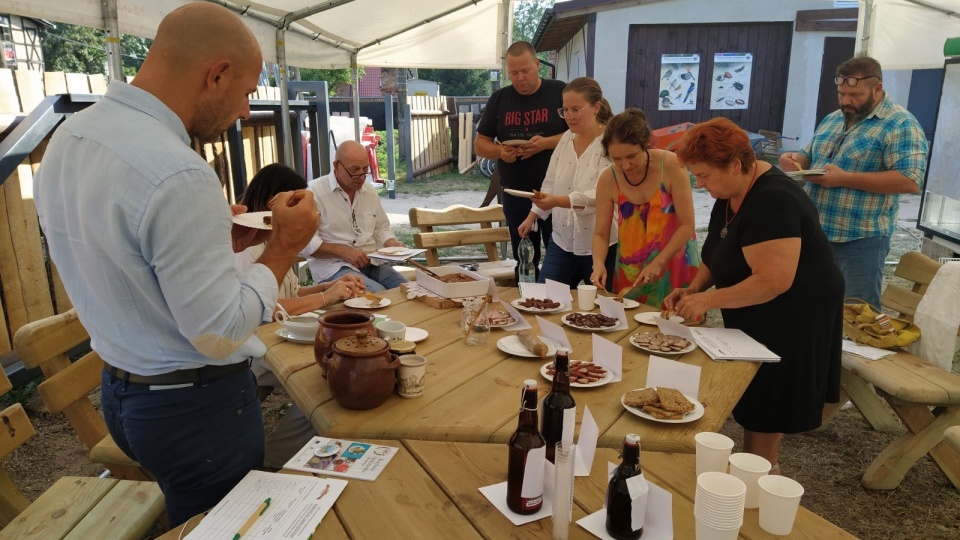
left=159, top=440, right=856, bottom=539
left=258, top=286, right=760, bottom=451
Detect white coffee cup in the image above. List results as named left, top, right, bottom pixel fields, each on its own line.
left=274, top=312, right=320, bottom=340
left=397, top=354, right=427, bottom=398
left=757, top=475, right=804, bottom=535
left=577, top=284, right=598, bottom=311
left=728, top=453, right=772, bottom=509
left=376, top=320, right=407, bottom=342
left=695, top=432, right=735, bottom=477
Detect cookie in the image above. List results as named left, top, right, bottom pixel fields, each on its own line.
left=624, top=388, right=659, bottom=407
left=656, top=387, right=695, bottom=413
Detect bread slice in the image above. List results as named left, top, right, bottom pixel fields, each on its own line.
left=624, top=388, right=659, bottom=407
left=656, top=387, right=695, bottom=413
left=641, top=404, right=686, bottom=420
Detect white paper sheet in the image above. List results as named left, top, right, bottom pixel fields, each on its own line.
left=546, top=279, right=574, bottom=311
left=479, top=460, right=556, bottom=525
left=690, top=327, right=781, bottom=362
left=519, top=282, right=547, bottom=300
left=499, top=299, right=532, bottom=331
left=184, top=470, right=346, bottom=540
left=655, top=317, right=695, bottom=340
left=282, top=437, right=399, bottom=481
left=592, top=334, right=622, bottom=382
left=575, top=405, right=599, bottom=476
left=842, top=339, right=896, bottom=360
left=537, top=315, right=572, bottom=351
left=645, top=355, right=701, bottom=399
left=367, top=248, right=427, bottom=262
left=577, top=479, right=673, bottom=540
left=597, top=296, right=628, bottom=330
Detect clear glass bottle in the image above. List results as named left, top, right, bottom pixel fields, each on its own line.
left=605, top=433, right=644, bottom=539
left=542, top=348, right=576, bottom=463
left=460, top=298, right=489, bottom=346
left=507, top=379, right=546, bottom=514
left=518, top=236, right=536, bottom=283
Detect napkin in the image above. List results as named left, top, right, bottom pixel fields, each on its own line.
left=597, top=296, right=628, bottom=330
left=592, top=334, right=622, bottom=382
left=574, top=406, right=598, bottom=476
left=578, top=473, right=673, bottom=540
left=479, top=458, right=555, bottom=525
left=645, top=355, right=701, bottom=399
left=546, top=279, right=574, bottom=311
left=498, top=300, right=532, bottom=331
left=537, top=315, right=572, bottom=351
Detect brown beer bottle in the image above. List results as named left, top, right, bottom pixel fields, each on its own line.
left=605, top=433, right=644, bottom=539
left=541, top=348, right=576, bottom=463
left=506, top=379, right=546, bottom=514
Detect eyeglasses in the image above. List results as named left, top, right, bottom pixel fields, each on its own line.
left=336, top=161, right=370, bottom=180
left=834, top=75, right=879, bottom=87
left=557, top=106, right=588, bottom=119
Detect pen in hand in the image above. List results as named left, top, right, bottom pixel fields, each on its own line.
left=233, top=498, right=271, bottom=540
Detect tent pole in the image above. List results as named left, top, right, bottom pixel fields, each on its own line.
left=857, top=0, right=872, bottom=54
left=101, top=0, right=123, bottom=82
left=277, top=26, right=294, bottom=167
left=352, top=53, right=361, bottom=141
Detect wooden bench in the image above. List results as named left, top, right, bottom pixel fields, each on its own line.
left=824, top=251, right=960, bottom=489
left=13, top=310, right=151, bottom=481
left=0, top=369, right=164, bottom=539
left=409, top=204, right=516, bottom=286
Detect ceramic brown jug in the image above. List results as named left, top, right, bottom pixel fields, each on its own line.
left=314, top=310, right=375, bottom=371
left=320, top=330, right=399, bottom=410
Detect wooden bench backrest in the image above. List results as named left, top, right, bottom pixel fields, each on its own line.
left=409, top=204, right=510, bottom=267
left=881, top=251, right=943, bottom=321
left=0, top=368, right=39, bottom=525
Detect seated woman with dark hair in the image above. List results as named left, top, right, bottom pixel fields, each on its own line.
left=666, top=117, right=844, bottom=473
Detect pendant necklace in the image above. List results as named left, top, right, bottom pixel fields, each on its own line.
left=624, top=149, right=651, bottom=187
left=720, top=163, right=761, bottom=239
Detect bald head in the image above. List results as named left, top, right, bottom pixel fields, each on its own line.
left=333, top=140, right=371, bottom=194
left=151, top=2, right=260, bottom=69
left=336, top=140, right=367, bottom=162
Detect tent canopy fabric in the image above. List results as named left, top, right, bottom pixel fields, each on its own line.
left=859, top=0, right=960, bottom=70
left=0, top=0, right=505, bottom=69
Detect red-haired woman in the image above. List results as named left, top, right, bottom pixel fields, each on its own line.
left=667, top=118, right=844, bottom=473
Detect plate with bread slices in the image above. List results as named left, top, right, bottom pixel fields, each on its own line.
left=621, top=387, right=704, bottom=423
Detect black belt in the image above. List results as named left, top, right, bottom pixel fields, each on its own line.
left=105, top=360, right=250, bottom=386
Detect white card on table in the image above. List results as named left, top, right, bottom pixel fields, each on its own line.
left=645, top=355, right=701, bottom=399
left=537, top=315, right=572, bottom=351
left=519, top=282, right=547, bottom=299
left=597, top=296, right=628, bottom=330
left=655, top=316, right=694, bottom=340
left=499, top=300, right=532, bottom=331
left=592, top=333, right=622, bottom=382
left=577, top=481, right=673, bottom=540
left=574, top=405, right=598, bottom=476
left=545, top=279, right=574, bottom=310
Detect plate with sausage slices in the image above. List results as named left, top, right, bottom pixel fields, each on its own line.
left=540, top=360, right=614, bottom=388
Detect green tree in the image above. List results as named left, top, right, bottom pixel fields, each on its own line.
left=417, top=69, right=490, bottom=96
left=41, top=23, right=151, bottom=77
left=510, top=0, right=555, bottom=80
left=299, top=68, right=362, bottom=95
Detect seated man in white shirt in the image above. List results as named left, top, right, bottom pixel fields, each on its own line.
left=302, top=140, right=409, bottom=292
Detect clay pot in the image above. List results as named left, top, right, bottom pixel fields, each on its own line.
left=314, top=310, right=375, bottom=372
left=320, top=330, right=399, bottom=410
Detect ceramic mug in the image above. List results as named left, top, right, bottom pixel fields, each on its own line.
left=397, top=354, right=427, bottom=398
left=376, top=320, right=407, bottom=342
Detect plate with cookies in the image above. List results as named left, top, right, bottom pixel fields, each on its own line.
left=629, top=332, right=696, bottom=355
left=540, top=360, right=614, bottom=388
left=232, top=211, right=272, bottom=230
left=621, top=387, right=704, bottom=423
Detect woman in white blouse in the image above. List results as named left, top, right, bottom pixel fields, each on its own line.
left=518, top=77, right=617, bottom=288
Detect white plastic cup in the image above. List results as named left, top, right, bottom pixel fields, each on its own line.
left=376, top=320, right=407, bottom=342
left=695, top=514, right=741, bottom=540
left=577, top=284, right=597, bottom=311
left=695, top=432, right=735, bottom=477
left=757, top=475, right=804, bottom=535
left=728, top=453, right=772, bottom=509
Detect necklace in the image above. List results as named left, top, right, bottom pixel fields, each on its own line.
left=720, top=163, right=761, bottom=239
left=623, top=149, right=651, bottom=187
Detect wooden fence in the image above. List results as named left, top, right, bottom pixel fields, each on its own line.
left=0, top=69, right=284, bottom=357
left=407, top=95, right=452, bottom=178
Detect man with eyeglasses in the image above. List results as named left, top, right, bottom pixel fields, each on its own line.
left=780, top=55, right=927, bottom=310
left=476, top=41, right=567, bottom=281
left=301, top=140, right=408, bottom=292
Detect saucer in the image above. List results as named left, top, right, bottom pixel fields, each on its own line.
left=405, top=327, right=429, bottom=343
left=276, top=328, right=314, bottom=344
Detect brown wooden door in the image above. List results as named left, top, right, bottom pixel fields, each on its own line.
left=816, top=37, right=856, bottom=127
left=625, top=22, right=793, bottom=133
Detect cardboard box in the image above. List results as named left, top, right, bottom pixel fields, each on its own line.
left=650, top=122, right=694, bottom=151
left=415, top=266, right=492, bottom=298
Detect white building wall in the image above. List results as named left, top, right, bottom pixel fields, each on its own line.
left=586, top=0, right=856, bottom=152
left=555, top=27, right=588, bottom=82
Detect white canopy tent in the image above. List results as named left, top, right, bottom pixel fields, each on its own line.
left=0, top=0, right=510, bottom=162
left=858, top=0, right=960, bottom=70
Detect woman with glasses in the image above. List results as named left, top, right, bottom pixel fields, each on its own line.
left=589, top=109, right=700, bottom=307
left=517, top=77, right=617, bottom=288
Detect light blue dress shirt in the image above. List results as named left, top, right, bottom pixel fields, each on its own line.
left=34, top=82, right=276, bottom=376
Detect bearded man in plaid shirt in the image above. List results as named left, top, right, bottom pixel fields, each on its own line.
left=780, top=55, right=928, bottom=310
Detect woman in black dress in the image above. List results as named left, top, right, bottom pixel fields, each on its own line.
left=665, top=118, right=844, bottom=472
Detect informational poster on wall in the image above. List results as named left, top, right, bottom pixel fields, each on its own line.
left=658, top=54, right=700, bottom=111
left=710, top=53, right=752, bottom=110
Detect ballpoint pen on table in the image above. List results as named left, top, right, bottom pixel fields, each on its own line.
left=233, top=498, right=271, bottom=540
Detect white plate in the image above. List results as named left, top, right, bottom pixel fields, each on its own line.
left=561, top=312, right=620, bottom=332
left=540, top=361, right=614, bottom=388
left=786, top=168, right=827, bottom=178
left=634, top=312, right=684, bottom=325
left=344, top=297, right=392, bottom=309
left=232, top=211, right=272, bottom=230
left=405, top=327, right=429, bottom=343
left=276, top=328, right=313, bottom=344
left=500, top=139, right=529, bottom=146
left=511, top=298, right=566, bottom=313
left=503, top=188, right=536, bottom=199
left=628, top=333, right=697, bottom=355
left=621, top=388, right=705, bottom=424
left=595, top=297, right=641, bottom=309
left=376, top=247, right=414, bottom=256
left=496, top=335, right=562, bottom=358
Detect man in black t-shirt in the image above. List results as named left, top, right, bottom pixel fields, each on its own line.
left=476, top=41, right=567, bottom=281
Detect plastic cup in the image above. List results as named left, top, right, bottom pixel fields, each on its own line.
left=695, top=515, right=741, bottom=540
left=728, top=453, right=772, bottom=509
left=757, top=475, right=804, bottom=535
left=695, top=432, right=734, bottom=477
left=577, top=284, right=597, bottom=311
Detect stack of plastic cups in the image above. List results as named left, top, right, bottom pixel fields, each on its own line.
left=552, top=442, right=576, bottom=540
left=694, top=472, right=746, bottom=540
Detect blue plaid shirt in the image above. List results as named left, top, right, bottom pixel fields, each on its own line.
left=801, top=93, right=927, bottom=243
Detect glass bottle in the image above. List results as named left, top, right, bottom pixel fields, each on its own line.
left=518, top=236, right=536, bottom=283
left=605, top=433, right=644, bottom=539
left=507, top=379, right=546, bottom=514
left=541, top=348, right=576, bottom=463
